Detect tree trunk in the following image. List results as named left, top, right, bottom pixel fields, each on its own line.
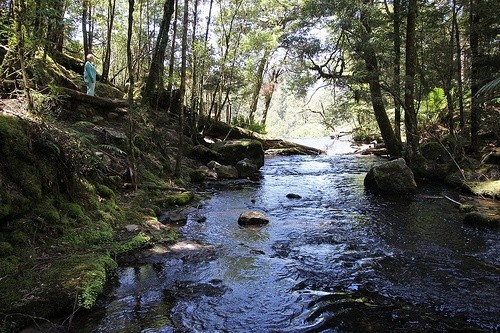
left=360, top=5, right=402, bottom=157
left=364, top=50, right=402, bottom=157
left=174, top=0, right=189, bottom=178
left=445, top=3, right=456, bottom=137
left=453, top=1, right=465, bottom=131
left=190, top=0, right=199, bottom=141
left=404, top=0, right=420, bottom=161
left=13, top=0, right=33, bottom=112
left=261, top=68, right=281, bottom=125
left=166, top=0, right=178, bottom=113
left=82, top=0, right=89, bottom=55
left=144, top=0, right=175, bottom=103
left=248, top=49, right=269, bottom=123
left=469, top=0, right=481, bottom=151
left=392, top=0, right=402, bottom=143
left=102, top=0, right=117, bottom=82
left=46, top=0, right=65, bottom=52
left=127, top=0, right=138, bottom=189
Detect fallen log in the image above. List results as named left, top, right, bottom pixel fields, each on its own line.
left=201, top=117, right=324, bottom=155
left=59, top=87, right=128, bottom=109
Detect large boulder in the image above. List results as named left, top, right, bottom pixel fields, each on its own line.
left=210, top=139, right=264, bottom=169
left=238, top=211, right=269, bottom=226
left=189, top=144, right=222, bottom=164
left=364, top=158, right=417, bottom=194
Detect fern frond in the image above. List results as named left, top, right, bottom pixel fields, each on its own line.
left=98, top=144, right=126, bottom=156
left=476, top=77, right=500, bottom=96
left=71, top=121, right=96, bottom=129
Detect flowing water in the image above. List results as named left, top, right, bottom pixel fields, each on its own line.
left=75, top=138, right=500, bottom=333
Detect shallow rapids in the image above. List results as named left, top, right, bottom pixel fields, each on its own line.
left=74, top=141, right=500, bottom=333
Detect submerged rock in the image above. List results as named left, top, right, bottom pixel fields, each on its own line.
left=237, top=211, right=269, bottom=226
left=286, top=193, right=302, bottom=199
left=364, top=158, right=417, bottom=194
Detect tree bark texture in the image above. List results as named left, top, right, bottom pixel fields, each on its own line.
left=404, top=0, right=420, bottom=161
left=144, top=0, right=175, bottom=103
left=174, top=0, right=188, bottom=177
left=102, top=0, right=117, bottom=82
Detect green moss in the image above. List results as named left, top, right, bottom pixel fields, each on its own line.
left=0, top=255, right=19, bottom=276
left=158, top=191, right=195, bottom=207
left=96, top=184, right=115, bottom=199
left=63, top=220, right=114, bottom=248
left=110, top=232, right=151, bottom=255
left=466, top=180, right=500, bottom=199
left=0, top=242, right=13, bottom=257
left=48, top=254, right=117, bottom=309
left=34, top=202, right=60, bottom=224
left=11, top=230, right=29, bottom=245
left=61, top=202, right=85, bottom=220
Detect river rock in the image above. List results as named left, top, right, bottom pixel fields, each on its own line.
left=207, top=161, right=239, bottom=179
left=159, top=212, right=188, bottom=226
left=286, top=193, right=302, bottom=199
left=364, top=158, right=417, bottom=194
left=464, top=212, right=500, bottom=228
left=238, top=211, right=269, bottom=226
left=210, top=139, right=264, bottom=169
left=236, top=158, right=258, bottom=177
left=189, top=144, right=222, bottom=164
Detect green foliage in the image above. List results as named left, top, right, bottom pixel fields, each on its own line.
left=420, top=87, right=446, bottom=125
left=0, top=242, right=13, bottom=257
left=231, top=114, right=267, bottom=134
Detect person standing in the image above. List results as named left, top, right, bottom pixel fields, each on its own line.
left=83, top=54, right=97, bottom=96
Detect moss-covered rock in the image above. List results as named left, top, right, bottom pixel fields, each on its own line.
left=464, top=211, right=500, bottom=228
left=465, top=180, right=500, bottom=199
left=210, top=139, right=265, bottom=169
left=364, top=158, right=417, bottom=194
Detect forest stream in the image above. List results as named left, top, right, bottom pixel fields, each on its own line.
left=72, top=138, right=499, bottom=333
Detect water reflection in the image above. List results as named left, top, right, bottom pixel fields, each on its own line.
left=74, top=150, right=500, bottom=333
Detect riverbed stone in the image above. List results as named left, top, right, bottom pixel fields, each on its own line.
left=238, top=211, right=269, bottom=226
left=159, top=212, right=188, bottom=226
left=210, top=139, right=264, bottom=169
left=208, top=161, right=239, bottom=179
left=464, top=211, right=500, bottom=228
left=364, top=158, right=417, bottom=194
left=189, top=144, right=222, bottom=164
left=236, top=158, right=258, bottom=177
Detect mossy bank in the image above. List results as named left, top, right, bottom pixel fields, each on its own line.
left=0, top=111, right=198, bottom=332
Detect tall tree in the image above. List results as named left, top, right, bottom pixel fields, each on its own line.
left=46, top=0, right=65, bottom=52
left=101, top=0, right=117, bottom=82
left=404, top=0, right=420, bottom=161
left=143, top=0, right=175, bottom=104
left=392, top=0, right=402, bottom=143
left=174, top=0, right=188, bottom=177
left=359, top=0, right=402, bottom=157
left=13, top=0, right=33, bottom=112
left=469, top=0, right=481, bottom=151
left=127, top=0, right=138, bottom=189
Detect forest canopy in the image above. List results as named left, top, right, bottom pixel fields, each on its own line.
left=0, top=0, right=498, bottom=158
